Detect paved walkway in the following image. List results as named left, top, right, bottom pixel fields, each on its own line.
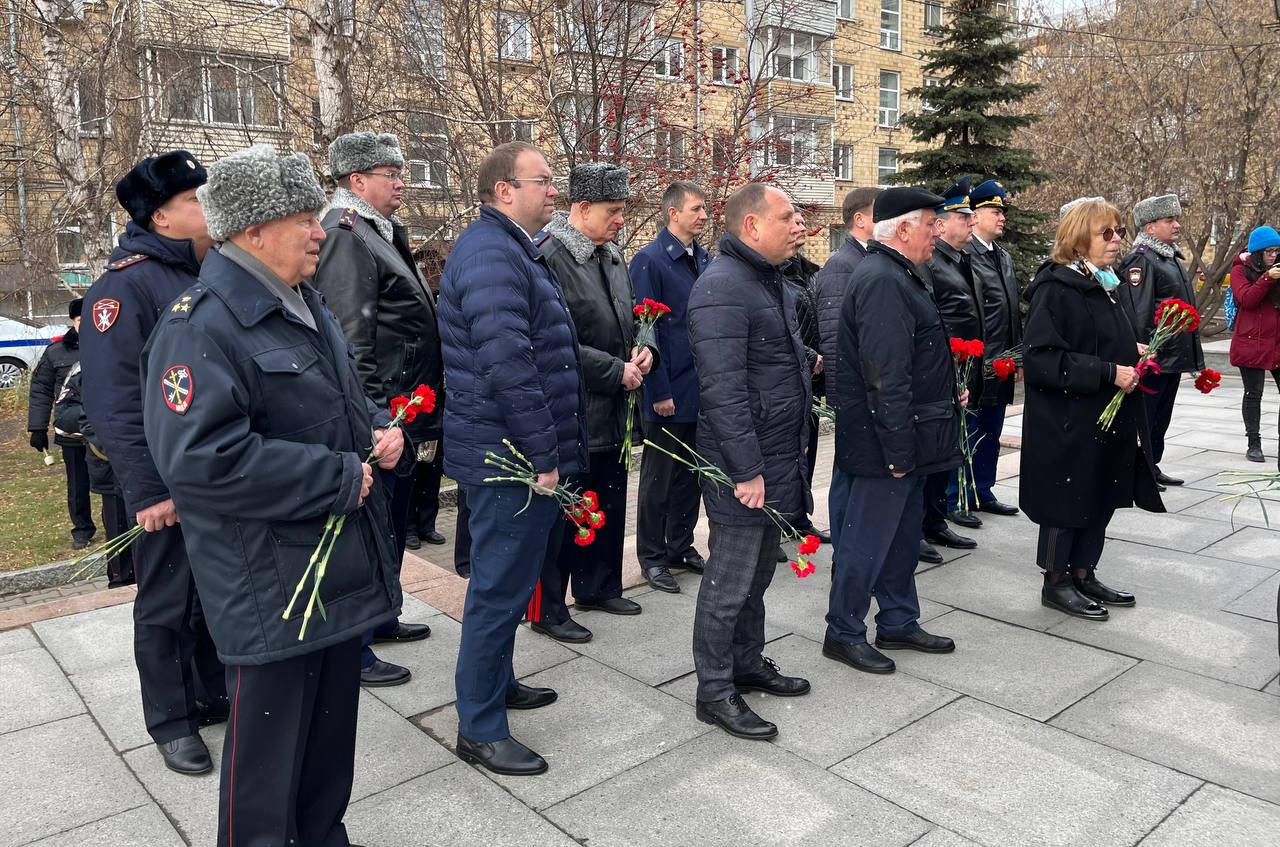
left=2, top=376, right=1278, bottom=846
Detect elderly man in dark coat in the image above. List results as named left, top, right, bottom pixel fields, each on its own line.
left=823, top=187, right=962, bottom=677
left=687, top=183, right=812, bottom=741
left=529, top=163, right=654, bottom=643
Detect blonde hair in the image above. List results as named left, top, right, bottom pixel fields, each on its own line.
left=1052, top=199, right=1122, bottom=265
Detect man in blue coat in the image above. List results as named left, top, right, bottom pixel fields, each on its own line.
left=631, top=180, right=710, bottom=593
left=80, top=151, right=226, bottom=776
left=439, top=142, right=587, bottom=777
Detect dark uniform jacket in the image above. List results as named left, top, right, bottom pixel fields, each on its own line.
left=781, top=253, right=823, bottom=397
left=968, top=236, right=1022, bottom=407
left=141, top=247, right=402, bottom=664
left=816, top=237, right=869, bottom=411
left=539, top=212, right=653, bottom=452
left=688, top=234, right=811, bottom=527
left=629, top=227, right=709, bottom=423
left=919, top=238, right=985, bottom=403
left=27, top=327, right=79, bottom=447
left=80, top=222, right=202, bottom=513
left=438, top=206, right=587, bottom=485
left=835, top=241, right=962, bottom=479
left=1119, top=240, right=1205, bottom=374
left=1020, top=262, right=1164, bottom=528
left=52, top=365, right=115, bottom=495
left=314, top=204, right=443, bottom=441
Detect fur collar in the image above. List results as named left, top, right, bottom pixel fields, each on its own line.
left=545, top=210, right=616, bottom=265
left=1133, top=231, right=1178, bottom=260
left=329, top=186, right=398, bottom=243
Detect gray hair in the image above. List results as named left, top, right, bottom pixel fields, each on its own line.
left=872, top=208, right=925, bottom=242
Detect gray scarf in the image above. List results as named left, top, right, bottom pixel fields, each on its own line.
left=545, top=210, right=620, bottom=265
left=1133, top=231, right=1178, bottom=260
left=329, top=186, right=398, bottom=243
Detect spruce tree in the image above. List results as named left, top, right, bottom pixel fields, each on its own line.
left=893, top=0, right=1048, bottom=281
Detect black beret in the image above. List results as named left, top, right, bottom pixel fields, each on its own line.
left=115, top=151, right=207, bottom=227
left=68, top=298, right=83, bottom=320
left=873, top=187, right=947, bottom=222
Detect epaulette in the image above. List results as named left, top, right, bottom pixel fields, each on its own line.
left=336, top=207, right=359, bottom=230
left=536, top=232, right=552, bottom=247
left=167, top=284, right=207, bottom=318
left=107, top=253, right=149, bottom=271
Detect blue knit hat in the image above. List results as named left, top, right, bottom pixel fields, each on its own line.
left=1247, top=226, right=1280, bottom=253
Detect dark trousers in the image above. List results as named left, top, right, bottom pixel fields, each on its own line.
left=827, top=475, right=925, bottom=645
left=100, top=491, right=134, bottom=587
left=797, top=412, right=821, bottom=528
left=828, top=466, right=853, bottom=553
left=133, top=524, right=226, bottom=743
left=636, top=420, right=701, bottom=569
left=922, top=470, right=950, bottom=536
left=362, top=468, right=413, bottom=668
left=1036, top=510, right=1115, bottom=574
left=948, top=404, right=1006, bottom=509
left=534, top=450, right=626, bottom=623
left=693, top=522, right=782, bottom=701
left=1143, top=372, right=1181, bottom=464
left=408, top=447, right=445, bottom=534
left=454, top=487, right=472, bottom=577
left=455, top=483, right=558, bottom=742
left=1240, top=367, right=1280, bottom=438
left=62, top=444, right=95, bottom=542
left=218, top=637, right=360, bottom=847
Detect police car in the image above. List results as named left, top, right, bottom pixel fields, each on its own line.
left=0, top=316, right=63, bottom=389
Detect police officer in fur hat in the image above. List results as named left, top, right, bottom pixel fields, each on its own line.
left=142, top=145, right=407, bottom=846
left=80, top=150, right=227, bottom=777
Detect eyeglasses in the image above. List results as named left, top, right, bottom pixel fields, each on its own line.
left=1099, top=226, right=1128, bottom=241
left=505, top=175, right=556, bottom=189
left=361, top=171, right=405, bottom=184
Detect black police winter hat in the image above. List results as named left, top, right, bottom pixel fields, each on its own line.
left=115, top=151, right=207, bottom=227
left=873, top=186, right=946, bottom=222
left=68, top=298, right=83, bottom=320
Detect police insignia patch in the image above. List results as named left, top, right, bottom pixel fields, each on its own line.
left=92, top=298, right=120, bottom=332
left=1128, top=268, right=1143, bottom=286
left=162, top=365, right=194, bottom=415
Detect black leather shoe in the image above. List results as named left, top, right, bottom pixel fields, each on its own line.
left=1247, top=443, right=1266, bottom=462
left=158, top=734, right=212, bottom=776
left=822, top=635, right=896, bottom=674
left=506, top=682, right=558, bottom=710
left=925, top=527, right=977, bottom=549
left=360, top=659, right=411, bottom=687
left=71, top=537, right=92, bottom=550
left=875, top=628, right=956, bottom=653
left=575, top=597, right=642, bottom=615
left=531, top=619, right=593, bottom=643
left=456, top=733, right=548, bottom=776
left=672, top=551, right=706, bottom=573
left=373, top=622, right=431, bottom=643
left=405, top=529, right=421, bottom=549
left=695, top=693, right=778, bottom=740
left=424, top=530, right=447, bottom=545
left=1155, top=470, right=1183, bottom=487
left=948, top=510, right=983, bottom=529
left=918, top=541, right=944, bottom=564
left=1042, top=579, right=1109, bottom=621
left=978, top=499, right=1019, bottom=516
left=776, top=546, right=788, bottom=563
left=1074, top=574, right=1136, bottom=607
left=799, top=526, right=832, bottom=544
left=734, top=656, right=810, bottom=697
left=645, top=566, right=681, bottom=594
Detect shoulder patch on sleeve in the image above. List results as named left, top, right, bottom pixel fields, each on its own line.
left=1127, top=267, right=1143, bottom=286
left=337, top=208, right=359, bottom=230
left=90, top=298, right=120, bottom=332
left=160, top=364, right=194, bottom=415
left=107, top=253, right=149, bottom=271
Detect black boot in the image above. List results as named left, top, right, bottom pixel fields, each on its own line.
left=1041, top=573, right=1108, bottom=621
left=1247, top=436, right=1265, bottom=463
left=1074, top=570, right=1135, bottom=607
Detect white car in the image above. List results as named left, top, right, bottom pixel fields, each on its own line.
left=0, top=316, right=65, bottom=389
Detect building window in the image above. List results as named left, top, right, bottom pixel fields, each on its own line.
left=925, top=1, right=944, bottom=31
left=772, top=30, right=823, bottom=84
left=655, top=128, right=685, bottom=170
left=773, top=116, right=820, bottom=167
left=994, top=0, right=1018, bottom=21
left=829, top=226, right=847, bottom=252
left=76, top=76, right=108, bottom=136
left=152, top=50, right=284, bottom=128
left=832, top=63, right=854, bottom=100
left=655, top=40, right=683, bottom=78
left=56, top=225, right=88, bottom=269
left=833, top=144, right=853, bottom=180
left=406, top=114, right=449, bottom=188
left=407, top=0, right=446, bottom=78
left=878, top=70, right=900, bottom=127
left=923, top=75, right=941, bottom=112
left=711, top=45, right=740, bottom=84
left=567, top=1, right=650, bottom=56
left=877, top=147, right=898, bottom=185
left=837, top=0, right=857, bottom=20
left=497, top=12, right=532, bottom=60
left=335, top=0, right=354, bottom=36
left=880, top=0, right=901, bottom=51
left=497, top=117, right=535, bottom=143
left=153, top=50, right=202, bottom=122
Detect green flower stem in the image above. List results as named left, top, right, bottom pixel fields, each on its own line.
left=68, top=524, right=146, bottom=583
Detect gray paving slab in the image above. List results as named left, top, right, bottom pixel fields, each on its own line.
left=1139, top=784, right=1280, bottom=847
left=1266, top=675, right=1279, bottom=696
left=911, top=829, right=982, bottom=847
left=1102, top=508, right=1237, bottom=553
left=0, top=646, right=84, bottom=735
left=916, top=557, right=1066, bottom=631
left=345, top=762, right=580, bottom=847
left=1179, top=488, right=1280, bottom=529
left=1052, top=661, right=1280, bottom=804
left=1224, top=571, right=1280, bottom=623
left=366, top=613, right=577, bottom=718
left=32, top=600, right=135, bottom=674
left=1046, top=594, right=1280, bottom=688
left=0, top=626, right=36, bottom=655
left=1198, top=525, right=1280, bottom=568
left=418, top=656, right=711, bottom=811
left=25, top=803, right=185, bottom=847
left=1166, top=429, right=1278, bottom=455
left=0, top=715, right=147, bottom=847
left=882, top=610, right=1135, bottom=720
left=835, top=697, right=1199, bottom=847
left=659, top=633, right=960, bottom=767
left=67, top=660, right=150, bottom=752
left=1153, top=484, right=1218, bottom=512
left=122, top=727, right=223, bottom=847
left=544, top=731, right=930, bottom=847
left=1088, top=539, right=1277, bottom=612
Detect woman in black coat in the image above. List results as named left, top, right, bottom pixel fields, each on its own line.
left=1020, top=200, right=1164, bottom=620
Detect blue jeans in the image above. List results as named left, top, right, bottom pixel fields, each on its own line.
left=454, top=483, right=559, bottom=742
left=947, top=404, right=1006, bottom=510
left=828, top=466, right=853, bottom=554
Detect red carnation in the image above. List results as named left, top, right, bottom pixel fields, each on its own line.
left=653, top=301, right=672, bottom=315
left=412, top=383, right=437, bottom=413
left=992, top=358, right=1017, bottom=381
left=587, top=510, right=606, bottom=529
left=1194, top=368, right=1222, bottom=394
left=390, top=395, right=418, bottom=423
left=569, top=507, right=588, bottom=524
left=633, top=304, right=647, bottom=318
left=582, top=490, right=600, bottom=511
left=797, top=534, right=821, bottom=556
left=950, top=338, right=968, bottom=359
left=964, top=339, right=986, bottom=358
left=1156, top=298, right=1201, bottom=332
left=574, top=526, right=596, bottom=547
left=790, top=559, right=816, bottom=578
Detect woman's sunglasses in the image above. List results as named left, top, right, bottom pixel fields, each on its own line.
left=1099, top=226, right=1128, bottom=241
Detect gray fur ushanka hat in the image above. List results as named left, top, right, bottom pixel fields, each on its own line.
left=569, top=163, right=630, bottom=202
left=328, top=132, right=405, bottom=179
left=197, top=146, right=327, bottom=242
left=1133, top=193, right=1182, bottom=229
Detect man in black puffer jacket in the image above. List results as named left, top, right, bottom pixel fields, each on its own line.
left=688, top=183, right=812, bottom=742
left=823, top=187, right=962, bottom=678
left=28, top=298, right=94, bottom=548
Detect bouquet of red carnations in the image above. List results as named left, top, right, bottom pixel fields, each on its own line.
left=950, top=338, right=984, bottom=513
left=621, top=299, right=672, bottom=472
left=483, top=439, right=604, bottom=546
left=985, top=343, right=1022, bottom=382
left=1099, top=298, right=1200, bottom=430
